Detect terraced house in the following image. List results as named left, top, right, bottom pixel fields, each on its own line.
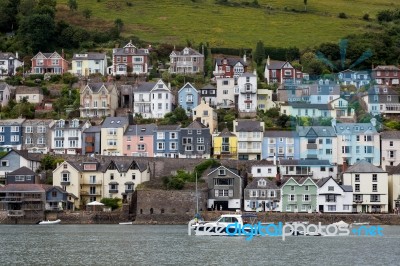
left=234, top=120, right=264, bottom=160
left=178, top=120, right=211, bottom=159
left=71, top=52, right=107, bottom=76
left=22, top=119, right=54, bottom=154
left=100, top=117, right=129, bottom=156
left=280, top=177, right=318, bottom=213
left=80, top=82, right=119, bottom=118
left=50, top=119, right=90, bottom=155
left=244, top=177, right=280, bottom=212
left=213, top=128, right=237, bottom=160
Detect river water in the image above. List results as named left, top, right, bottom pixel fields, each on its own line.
left=1, top=224, right=399, bottom=265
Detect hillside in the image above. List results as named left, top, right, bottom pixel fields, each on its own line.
left=56, top=0, right=400, bottom=49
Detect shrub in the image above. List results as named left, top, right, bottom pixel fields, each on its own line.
left=338, top=12, right=347, bottom=19
left=100, top=198, right=120, bottom=210
left=363, top=13, right=370, bottom=21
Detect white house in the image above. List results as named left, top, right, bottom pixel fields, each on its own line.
left=0, top=82, right=11, bottom=107
left=381, top=131, right=400, bottom=170
left=251, top=161, right=278, bottom=178
left=71, top=53, right=107, bottom=76
left=216, top=77, right=236, bottom=109
left=0, top=52, right=23, bottom=79
left=342, top=160, right=388, bottom=213
left=316, top=177, right=353, bottom=213
left=279, top=159, right=338, bottom=180
left=237, top=72, right=257, bottom=114
left=244, top=177, right=280, bottom=212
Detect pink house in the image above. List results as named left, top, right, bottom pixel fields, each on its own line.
left=31, top=51, right=69, bottom=74
left=123, top=124, right=157, bottom=157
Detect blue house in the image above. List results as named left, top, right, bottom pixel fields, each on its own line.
left=0, top=118, right=25, bottom=151
left=153, top=125, right=180, bottom=158
left=262, top=130, right=300, bottom=160
left=44, top=185, right=77, bottom=211
left=178, top=82, right=199, bottom=115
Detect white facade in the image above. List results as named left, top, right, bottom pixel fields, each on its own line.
left=381, top=132, right=400, bottom=170
left=216, top=77, right=236, bottom=109
left=50, top=119, right=90, bottom=154
left=237, top=73, right=257, bottom=113
left=150, top=80, right=173, bottom=118
left=0, top=52, right=23, bottom=79
left=251, top=164, right=278, bottom=178
left=71, top=53, right=107, bottom=76
left=317, top=178, right=353, bottom=213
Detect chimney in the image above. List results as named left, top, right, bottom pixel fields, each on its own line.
left=127, top=111, right=134, bottom=125
left=331, top=118, right=337, bottom=128
left=370, top=117, right=377, bottom=127
left=15, top=52, right=18, bottom=59
left=168, top=82, right=171, bottom=90
left=342, top=160, right=348, bottom=173
left=243, top=54, right=247, bottom=63
left=61, top=49, right=64, bottom=59
left=267, top=55, right=270, bottom=66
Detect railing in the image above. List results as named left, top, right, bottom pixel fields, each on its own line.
left=307, top=143, right=317, bottom=149
left=109, top=189, right=118, bottom=194
left=8, top=210, right=25, bottom=217
left=325, top=199, right=336, bottom=202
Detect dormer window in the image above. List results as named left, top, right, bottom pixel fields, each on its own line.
left=258, top=179, right=266, bottom=187
left=218, top=169, right=226, bottom=176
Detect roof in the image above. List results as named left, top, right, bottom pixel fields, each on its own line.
left=0, top=184, right=45, bottom=192
left=72, top=52, right=106, bottom=60
left=297, top=126, right=336, bottom=137
left=251, top=160, right=275, bottom=167
left=373, top=65, right=400, bottom=71
left=279, top=159, right=331, bottom=166
left=266, top=60, right=286, bottom=70
left=282, top=102, right=331, bottom=110
left=340, top=185, right=353, bottom=192
left=124, top=124, right=157, bottom=136
left=7, top=166, right=35, bottom=176
left=218, top=128, right=236, bottom=137
left=0, top=83, right=10, bottom=91
left=334, top=122, right=377, bottom=134
left=170, top=47, right=203, bottom=57
left=245, top=177, right=278, bottom=190
left=215, top=57, right=247, bottom=67
left=345, top=160, right=385, bottom=173
left=84, top=126, right=101, bottom=133
left=84, top=83, right=110, bottom=93
left=156, top=125, right=180, bottom=131
left=241, top=72, right=256, bottom=78
left=0, top=118, right=26, bottom=125
left=264, top=130, right=298, bottom=138
left=208, top=165, right=239, bottom=177
left=235, top=120, right=263, bottom=132
left=16, top=86, right=42, bottom=95
left=64, top=157, right=148, bottom=173
left=381, top=131, right=400, bottom=139
left=280, top=176, right=316, bottom=187
left=101, top=117, right=129, bottom=128
left=0, top=149, right=42, bottom=162
left=201, top=84, right=215, bottom=90
left=135, top=82, right=156, bottom=92
left=185, top=120, right=207, bottom=129
left=0, top=52, right=17, bottom=60
left=388, top=163, right=400, bottom=175
left=178, top=82, right=198, bottom=93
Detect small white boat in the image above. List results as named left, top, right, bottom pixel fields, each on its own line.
left=332, top=220, right=350, bottom=228
left=119, top=222, right=133, bottom=225
left=38, top=219, right=61, bottom=225
left=352, top=222, right=370, bottom=226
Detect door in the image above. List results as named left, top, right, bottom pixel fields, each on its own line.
left=319, top=205, right=324, bottom=213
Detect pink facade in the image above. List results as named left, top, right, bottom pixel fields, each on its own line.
left=31, top=52, right=69, bottom=74
left=122, top=124, right=156, bottom=157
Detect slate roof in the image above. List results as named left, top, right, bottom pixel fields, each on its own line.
left=266, top=60, right=287, bottom=70
left=341, top=185, right=353, bottom=192
left=0, top=52, right=17, bottom=60
left=263, top=130, right=298, bottom=138
left=0, top=118, right=25, bottom=125
left=282, top=102, right=332, bottom=110
left=208, top=165, right=239, bottom=176
left=185, top=120, right=207, bottom=129
left=245, top=177, right=278, bottom=190
left=84, top=126, right=101, bottom=133
left=135, top=82, right=156, bottom=92
left=65, top=157, right=148, bottom=173
left=72, top=53, right=106, bottom=60
left=178, top=82, right=198, bottom=93
left=201, top=84, right=215, bottom=90
left=156, top=125, right=180, bottom=131
left=124, top=124, right=157, bottom=136
left=297, top=126, right=336, bottom=137
left=0, top=184, right=45, bottom=192
left=345, top=160, right=385, bottom=173
left=334, top=123, right=377, bottom=134
left=241, top=72, right=256, bottom=78
left=280, top=176, right=315, bottom=187
left=315, top=177, right=351, bottom=192
left=7, top=166, right=35, bottom=176
left=215, top=57, right=247, bottom=67
left=101, top=117, right=129, bottom=128
left=84, top=83, right=108, bottom=93
left=16, top=86, right=42, bottom=95
left=0, top=83, right=10, bottom=91
left=381, top=131, right=400, bottom=139
left=373, top=65, right=400, bottom=71
left=218, top=128, right=236, bottom=137
left=388, top=163, right=400, bottom=175
left=251, top=160, right=275, bottom=167
left=171, top=47, right=203, bottom=56
left=279, top=159, right=331, bottom=166
left=235, top=120, right=263, bottom=132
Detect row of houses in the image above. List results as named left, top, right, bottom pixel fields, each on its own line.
left=0, top=151, right=399, bottom=216
left=1, top=116, right=399, bottom=169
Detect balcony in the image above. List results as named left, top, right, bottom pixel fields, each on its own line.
left=325, top=199, right=336, bottom=203
left=240, top=87, right=256, bottom=94
left=176, top=61, right=194, bottom=67
left=307, top=143, right=317, bottom=149
left=109, top=189, right=118, bottom=194
left=125, top=189, right=134, bottom=193
left=61, top=181, right=70, bottom=186
left=334, top=104, right=348, bottom=109
left=7, top=210, right=25, bottom=217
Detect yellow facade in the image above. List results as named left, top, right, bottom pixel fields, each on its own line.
left=213, top=131, right=238, bottom=160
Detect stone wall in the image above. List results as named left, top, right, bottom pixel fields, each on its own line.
left=134, top=189, right=208, bottom=224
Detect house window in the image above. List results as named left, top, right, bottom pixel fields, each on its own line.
left=372, top=174, right=377, bottom=182
left=132, top=174, right=136, bottom=180
left=390, top=141, right=394, bottom=147
left=290, top=186, right=295, bottom=191
left=157, top=142, right=165, bottom=150
left=170, top=142, right=177, bottom=150
left=328, top=206, right=336, bottom=211
left=288, top=195, right=296, bottom=201
left=304, top=186, right=309, bottom=191
left=268, top=190, right=276, bottom=198
left=355, top=174, right=360, bottom=182
left=62, top=173, right=69, bottom=182
left=170, top=132, right=177, bottom=139
left=328, top=186, right=334, bottom=191
left=372, top=184, right=377, bottom=192
left=355, top=184, right=360, bottom=192
left=218, top=169, right=226, bottom=176
left=303, top=195, right=310, bottom=202
left=157, top=132, right=165, bottom=139
left=110, top=173, right=114, bottom=180
left=137, top=144, right=145, bottom=151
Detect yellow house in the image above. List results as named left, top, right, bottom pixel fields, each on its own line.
left=257, top=89, right=276, bottom=111
left=52, top=161, right=82, bottom=209
left=192, top=101, right=218, bottom=134
left=388, top=166, right=400, bottom=212
left=71, top=53, right=107, bottom=76
left=101, top=116, right=129, bottom=155
left=213, top=128, right=238, bottom=160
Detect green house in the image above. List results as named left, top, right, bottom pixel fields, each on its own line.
left=280, top=177, right=318, bottom=213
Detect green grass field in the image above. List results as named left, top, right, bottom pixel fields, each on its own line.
left=56, top=0, right=400, bottom=49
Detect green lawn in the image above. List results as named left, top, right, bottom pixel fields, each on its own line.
left=56, top=0, right=399, bottom=49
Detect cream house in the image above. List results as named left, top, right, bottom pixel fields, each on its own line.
left=342, top=160, right=388, bottom=213
left=100, top=117, right=129, bottom=155
left=381, top=131, right=400, bottom=170
left=71, top=53, right=107, bottom=76
left=388, top=165, right=400, bottom=212
left=80, top=82, right=119, bottom=118
left=15, top=86, right=43, bottom=104
left=53, top=158, right=150, bottom=208
left=192, top=101, right=218, bottom=134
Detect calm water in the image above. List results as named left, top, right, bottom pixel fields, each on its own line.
left=1, top=224, right=400, bottom=265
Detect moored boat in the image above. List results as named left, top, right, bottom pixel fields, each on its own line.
left=38, top=219, right=61, bottom=225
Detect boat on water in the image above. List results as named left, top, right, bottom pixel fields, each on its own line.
left=38, top=219, right=61, bottom=225
left=332, top=220, right=351, bottom=228
left=119, top=222, right=133, bottom=225
left=352, top=222, right=370, bottom=226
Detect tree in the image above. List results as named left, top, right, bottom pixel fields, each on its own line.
left=253, top=40, right=265, bottom=66
left=82, top=8, right=92, bottom=19
left=114, top=18, right=124, bottom=32
left=304, top=0, right=307, bottom=12
left=100, top=198, right=120, bottom=210
left=68, top=0, right=78, bottom=11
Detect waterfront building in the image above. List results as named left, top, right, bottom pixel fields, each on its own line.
left=316, top=177, right=353, bottom=213
left=280, top=177, right=318, bottom=213
left=244, top=177, right=280, bottom=212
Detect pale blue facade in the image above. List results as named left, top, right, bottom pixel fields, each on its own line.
left=178, top=82, right=199, bottom=115
left=262, top=131, right=300, bottom=160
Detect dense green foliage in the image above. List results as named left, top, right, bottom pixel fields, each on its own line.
left=100, top=198, right=121, bottom=210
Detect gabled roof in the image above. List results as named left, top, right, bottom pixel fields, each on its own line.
left=280, top=176, right=317, bottom=187
left=373, top=65, right=400, bottom=71
left=7, top=166, right=35, bottom=176
left=135, top=82, right=156, bottom=92
left=16, top=86, right=42, bottom=95
left=62, top=157, right=148, bottom=173
left=178, top=82, right=198, bottom=94
left=208, top=165, right=240, bottom=177
left=215, top=57, right=247, bottom=67
left=297, top=126, right=336, bottom=137
left=156, top=125, right=180, bottom=131
left=245, top=177, right=278, bottom=190
left=266, top=60, right=288, bottom=70
left=345, top=160, right=385, bottom=173
left=170, top=47, right=203, bottom=57
left=0, top=149, right=42, bottom=162
left=315, top=177, right=351, bottom=192
left=185, top=120, right=207, bottom=129
left=0, top=52, right=18, bottom=60
left=217, top=128, right=236, bottom=137
left=0, top=83, right=10, bottom=91
left=82, top=83, right=111, bottom=94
